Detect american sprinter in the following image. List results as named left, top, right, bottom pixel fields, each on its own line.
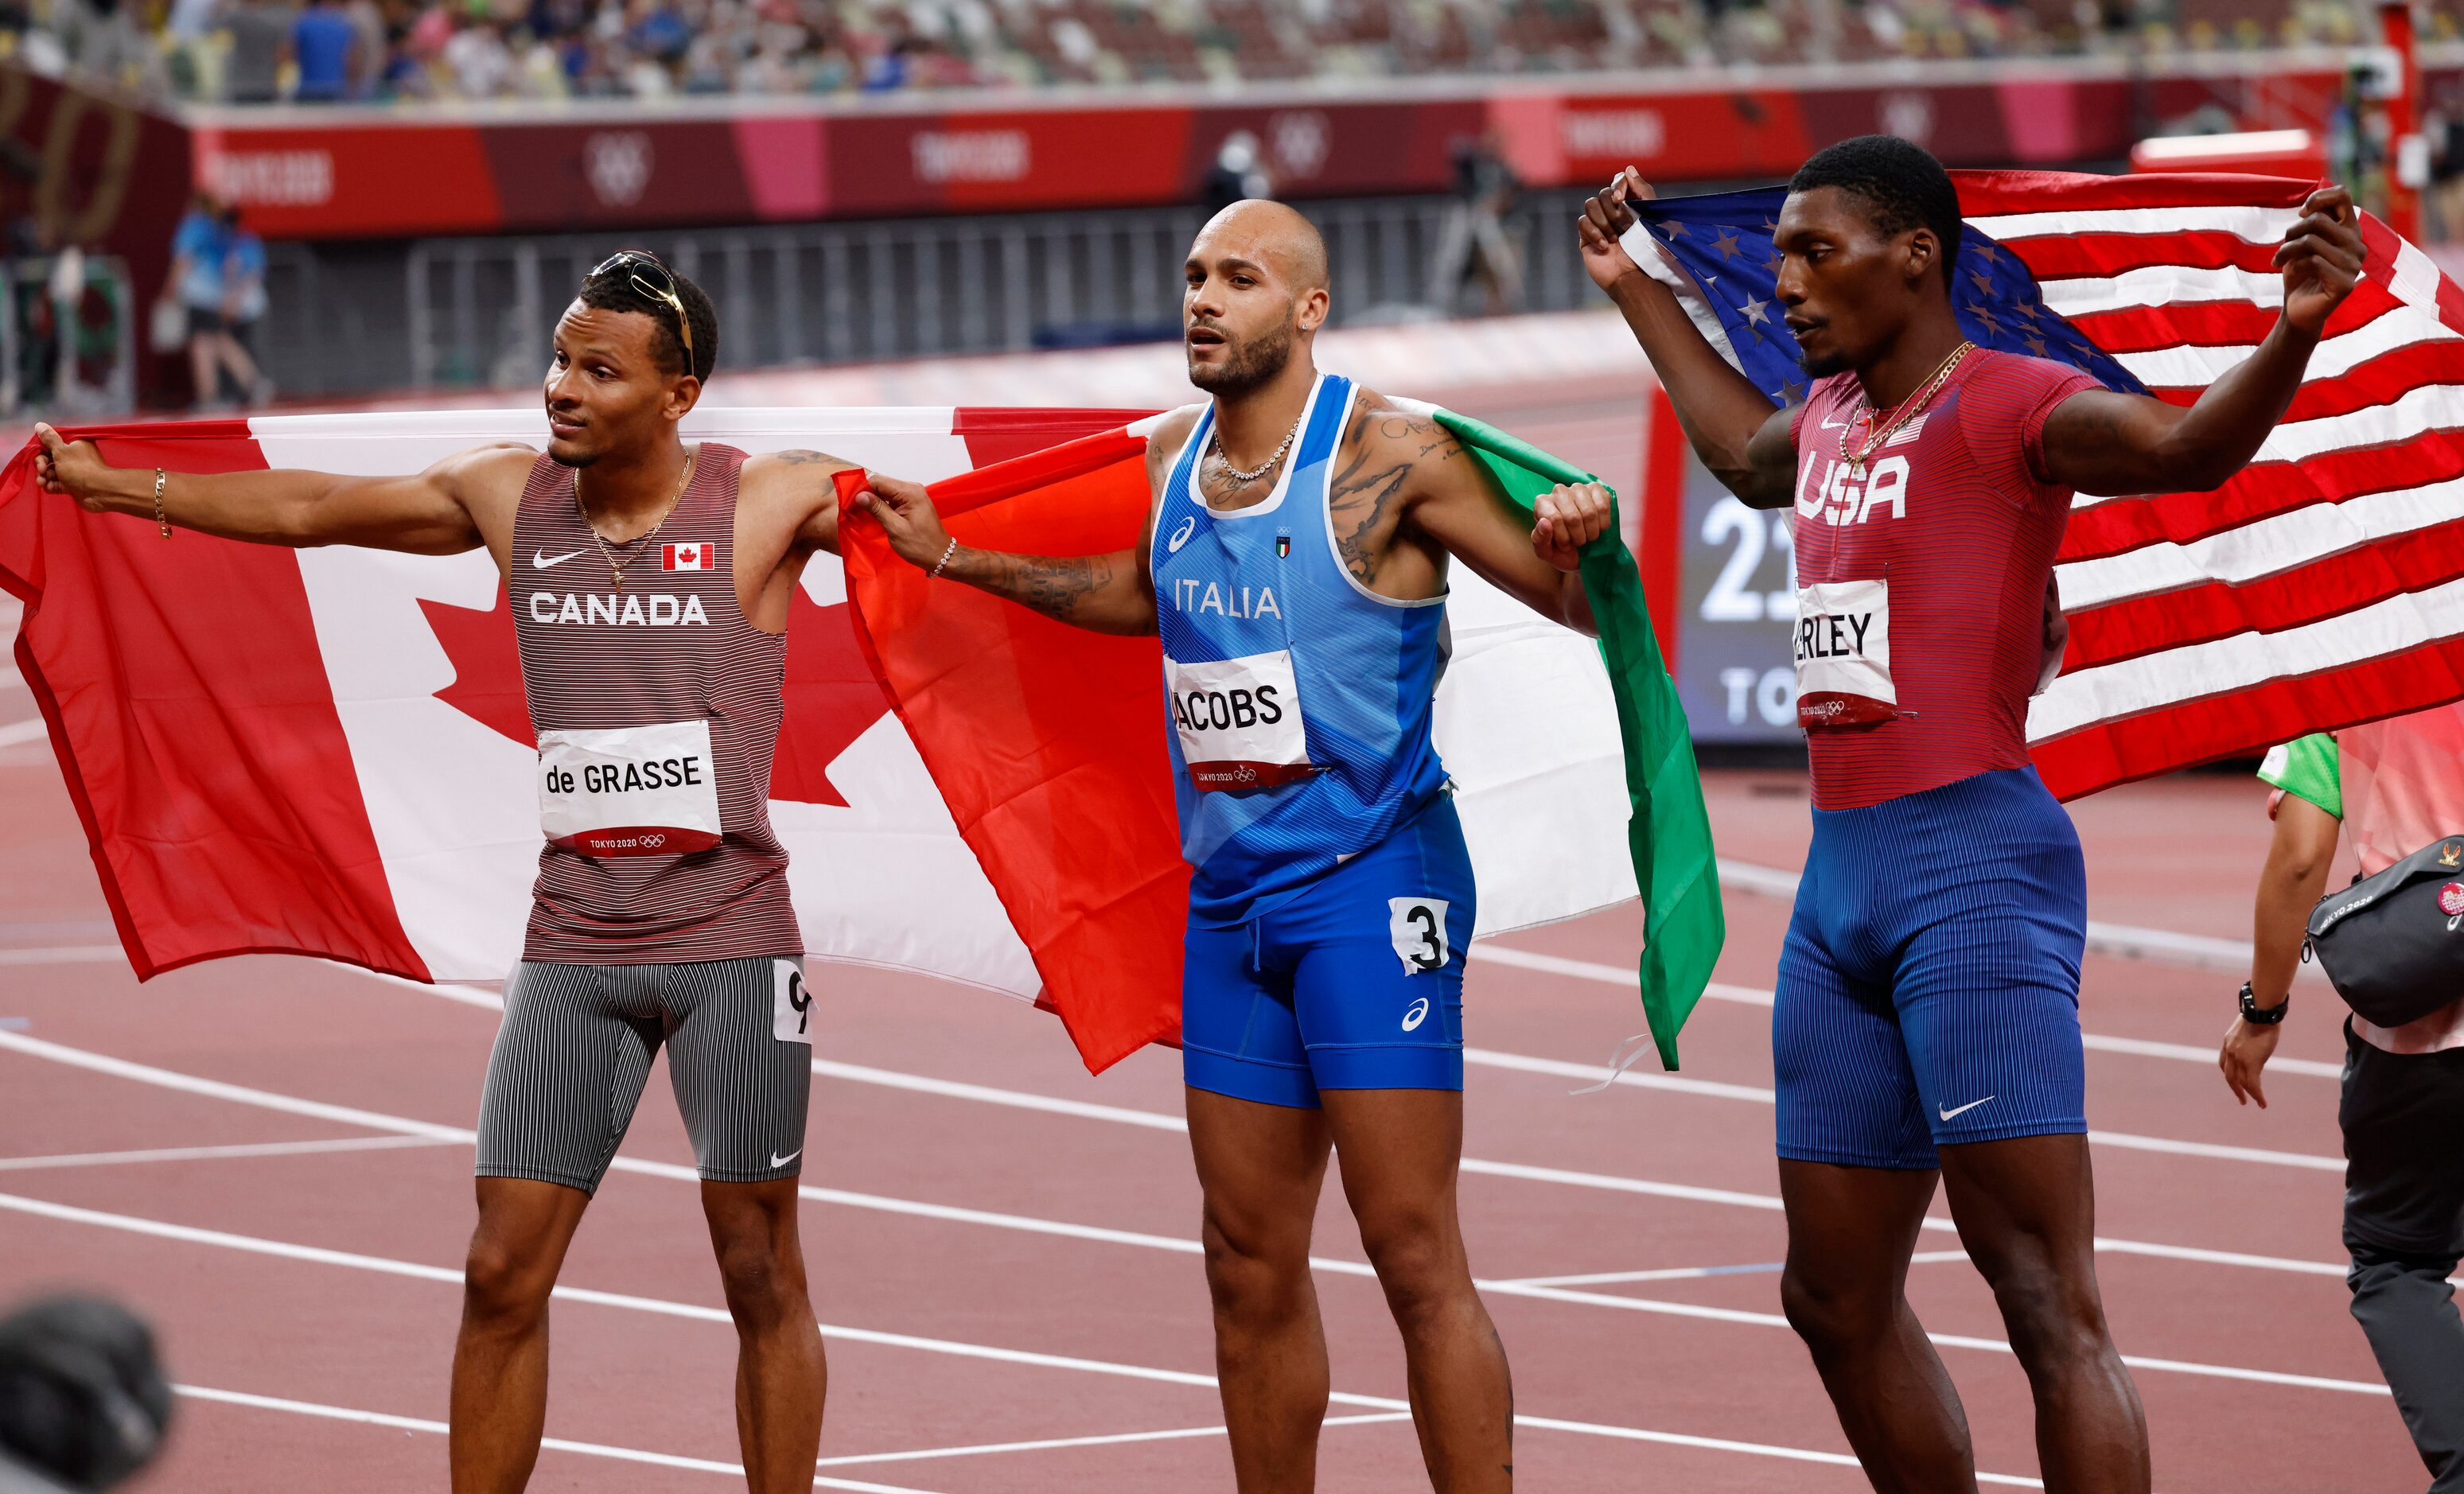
left=35, top=253, right=856, bottom=1494
left=852, top=199, right=1611, bottom=1492
left=1578, top=138, right=2363, bottom=1491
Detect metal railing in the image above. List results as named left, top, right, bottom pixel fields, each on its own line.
left=373, top=189, right=1602, bottom=394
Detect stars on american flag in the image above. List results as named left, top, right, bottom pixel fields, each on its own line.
left=1710, top=229, right=1744, bottom=262
left=1738, top=294, right=1772, bottom=327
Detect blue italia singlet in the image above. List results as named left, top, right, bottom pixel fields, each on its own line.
left=1152, top=372, right=1453, bottom=928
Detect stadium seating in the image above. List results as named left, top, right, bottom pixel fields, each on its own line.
left=12, top=0, right=2441, bottom=105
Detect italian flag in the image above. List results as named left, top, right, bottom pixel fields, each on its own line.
left=2, top=403, right=1721, bottom=1073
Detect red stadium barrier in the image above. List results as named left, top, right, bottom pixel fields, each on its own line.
left=170, top=58, right=2405, bottom=241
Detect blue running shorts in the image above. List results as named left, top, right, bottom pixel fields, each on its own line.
left=1773, top=765, right=2088, bottom=1169
left=1181, top=797, right=1476, bottom=1108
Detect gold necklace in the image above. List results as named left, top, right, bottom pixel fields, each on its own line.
left=574, top=448, right=695, bottom=590
left=1843, top=341, right=1972, bottom=478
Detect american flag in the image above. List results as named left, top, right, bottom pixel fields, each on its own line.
left=1624, top=170, right=2464, bottom=800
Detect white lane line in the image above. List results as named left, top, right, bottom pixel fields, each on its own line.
left=0, top=718, right=49, bottom=749
left=0, top=1135, right=457, bottom=1172
left=0, top=1028, right=2352, bottom=1285
left=812, top=1412, right=1414, bottom=1468
left=0, top=1036, right=2385, bottom=1398
left=173, top=1383, right=935, bottom=1492
left=1469, top=943, right=2345, bottom=1080
left=1502, top=1251, right=1972, bottom=1290
left=2, top=1191, right=2032, bottom=1476
left=1458, top=1045, right=2345, bottom=1172
left=1715, top=857, right=2295, bottom=980
left=0, top=945, right=124, bottom=967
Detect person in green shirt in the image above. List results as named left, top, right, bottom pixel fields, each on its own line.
left=2229, top=730, right=2464, bottom=1492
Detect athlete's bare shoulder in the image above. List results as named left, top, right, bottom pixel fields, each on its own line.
left=433, top=442, right=539, bottom=523
left=742, top=447, right=854, bottom=478
left=1144, top=404, right=1207, bottom=493
left=1342, top=387, right=1469, bottom=468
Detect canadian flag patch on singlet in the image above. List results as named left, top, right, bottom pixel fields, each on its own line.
left=536, top=720, right=724, bottom=856
left=663, top=542, right=713, bottom=571
left=1166, top=650, right=1315, bottom=792
left=1793, top=579, right=1899, bottom=729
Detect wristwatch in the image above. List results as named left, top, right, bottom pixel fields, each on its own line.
left=2238, top=981, right=2290, bottom=1025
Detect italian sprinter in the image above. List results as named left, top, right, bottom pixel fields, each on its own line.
left=851, top=199, right=1613, bottom=1493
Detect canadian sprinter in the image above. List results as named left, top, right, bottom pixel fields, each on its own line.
left=1580, top=138, right=2362, bottom=1492
left=35, top=253, right=858, bottom=1494
left=853, top=199, right=1612, bottom=1492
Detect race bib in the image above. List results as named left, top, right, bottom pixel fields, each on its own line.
left=1794, top=579, right=1899, bottom=729
left=1166, top=650, right=1315, bottom=792
left=536, top=719, right=723, bottom=857
left=1388, top=897, right=1454, bottom=975
left=772, top=959, right=814, bottom=1045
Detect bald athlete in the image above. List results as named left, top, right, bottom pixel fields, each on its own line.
left=853, top=201, right=1611, bottom=1490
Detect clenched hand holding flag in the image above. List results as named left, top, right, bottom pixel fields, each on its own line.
left=2, top=403, right=1721, bottom=1072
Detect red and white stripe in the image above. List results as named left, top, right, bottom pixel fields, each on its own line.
left=1960, top=173, right=2464, bottom=796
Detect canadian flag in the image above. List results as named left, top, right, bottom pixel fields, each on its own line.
left=663, top=541, right=712, bottom=570
left=2, top=403, right=1697, bottom=1070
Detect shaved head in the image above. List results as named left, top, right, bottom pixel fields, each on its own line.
left=1194, top=199, right=1329, bottom=294
left=1182, top=198, right=1330, bottom=398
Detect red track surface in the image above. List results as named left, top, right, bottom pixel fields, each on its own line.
left=0, top=605, right=2414, bottom=1491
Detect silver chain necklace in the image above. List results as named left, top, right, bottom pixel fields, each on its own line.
left=1208, top=405, right=1306, bottom=485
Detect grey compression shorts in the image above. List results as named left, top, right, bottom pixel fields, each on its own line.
left=475, top=957, right=815, bottom=1194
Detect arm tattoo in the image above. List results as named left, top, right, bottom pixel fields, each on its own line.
left=772, top=449, right=837, bottom=466
left=975, top=551, right=1115, bottom=622
left=1326, top=407, right=1462, bottom=586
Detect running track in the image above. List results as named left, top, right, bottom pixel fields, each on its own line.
left=0, top=589, right=2414, bottom=1491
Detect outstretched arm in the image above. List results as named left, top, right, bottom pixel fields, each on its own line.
left=34, top=422, right=509, bottom=555
left=2042, top=185, right=2365, bottom=496
left=1578, top=168, right=1797, bottom=508
left=1365, top=403, right=1610, bottom=635
left=850, top=473, right=1158, bottom=636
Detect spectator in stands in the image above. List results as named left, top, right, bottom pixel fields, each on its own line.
left=217, top=0, right=292, bottom=104
left=290, top=0, right=361, bottom=99
left=2225, top=718, right=2464, bottom=1492
left=46, top=0, right=162, bottom=91
left=1429, top=126, right=1523, bottom=314
left=1200, top=130, right=1272, bottom=215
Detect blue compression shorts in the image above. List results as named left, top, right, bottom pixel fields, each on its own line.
left=1181, top=797, right=1476, bottom=1108
left=1773, top=765, right=2088, bottom=1169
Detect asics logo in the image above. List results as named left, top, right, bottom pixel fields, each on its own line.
left=1166, top=517, right=1197, bottom=554
left=769, top=1149, right=801, bottom=1169
left=1937, top=1096, right=1995, bottom=1122
left=533, top=547, right=586, bottom=570
left=1401, top=997, right=1430, bottom=1033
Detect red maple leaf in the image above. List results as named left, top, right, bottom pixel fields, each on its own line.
left=417, top=585, right=893, bottom=807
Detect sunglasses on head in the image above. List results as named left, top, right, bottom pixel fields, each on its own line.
left=590, top=250, right=695, bottom=372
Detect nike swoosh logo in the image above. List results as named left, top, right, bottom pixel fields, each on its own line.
left=1937, top=1096, right=1995, bottom=1122
left=769, top=1149, right=801, bottom=1169
left=533, top=548, right=586, bottom=569
left=1819, top=416, right=1848, bottom=430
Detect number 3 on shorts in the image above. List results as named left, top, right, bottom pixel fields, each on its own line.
left=772, top=960, right=814, bottom=1045
left=1386, top=897, right=1452, bottom=975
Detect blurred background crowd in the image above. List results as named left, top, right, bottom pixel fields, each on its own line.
left=8, top=0, right=2434, bottom=107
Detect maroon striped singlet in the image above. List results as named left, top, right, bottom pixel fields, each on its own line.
left=511, top=444, right=803, bottom=963
left=1786, top=349, right=2101, bottom=811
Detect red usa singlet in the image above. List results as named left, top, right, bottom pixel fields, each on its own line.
left=510, top=444, right=802, bottom=963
